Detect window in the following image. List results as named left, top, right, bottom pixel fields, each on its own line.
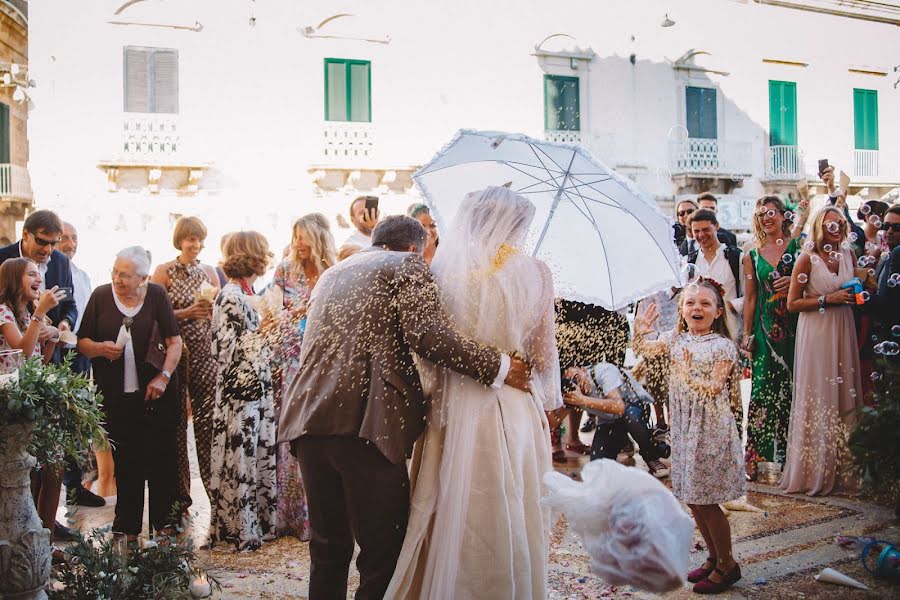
left=853, top=88, right=878, bottom=151
left=0, top=103, right=8, bottom=163
left=324, top=59, right=371, bottom=122
left=544, top=75, right=580, bottom=131
left=123, top=46, right=179, bottom=114
left=685, top=86, right=717, bottom=139
left=768, top=81, right=797, bottom=146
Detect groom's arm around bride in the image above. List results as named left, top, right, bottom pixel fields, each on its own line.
left=278, top=215, right=531, bottom=600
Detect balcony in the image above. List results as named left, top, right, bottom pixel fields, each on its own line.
left=854, top=149, right=879, bottom=178
left=98, top=113, right=208, bottom=195
left=544, top=130, right=619, bottom=167
left=544, top=129, right=582, bottom=144
left=322, top=121, right=375, bottom=165
left=0, top=164, right=33, bottom=200
left=668, top=138, right=752, bottom=178
left=763, top=145, right=806, bottom=181
left=122, top=113, right=181, bottom=160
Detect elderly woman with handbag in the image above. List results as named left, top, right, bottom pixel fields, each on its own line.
left=77, top=246, right=183, bottom=541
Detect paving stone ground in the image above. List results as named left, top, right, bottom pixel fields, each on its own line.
left=59, top=419, right=900, bottom=599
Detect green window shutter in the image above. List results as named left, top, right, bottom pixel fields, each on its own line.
left=853, top=88, right=878, bottom=151
left=768, top=80, right=797, bottom=146
left=0, top=103, right=9, bottom=164
left=324, top=59, right=371, bottom=123
left=544, top=75, right=580, bottom=131
left=349, top=62, right=371, bottom=122
left=686, top=86, right=717, bottom=139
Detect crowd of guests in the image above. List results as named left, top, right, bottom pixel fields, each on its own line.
left=3, top=171, right=896, bottom=594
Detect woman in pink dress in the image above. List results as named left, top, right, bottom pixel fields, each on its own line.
left=783, top=207, right=862, bottom=496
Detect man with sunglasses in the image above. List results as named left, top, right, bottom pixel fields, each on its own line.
left=871, top=204, right=900, bottom=339
left=676, top=198, right=734, bottom=256
left=0, top=210, right=105, bottom=541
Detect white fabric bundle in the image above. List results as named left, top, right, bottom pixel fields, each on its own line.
left=542, top=459, right=694, bottom=593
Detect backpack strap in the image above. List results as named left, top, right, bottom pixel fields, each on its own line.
left=725, top=245, right=742, bottom=296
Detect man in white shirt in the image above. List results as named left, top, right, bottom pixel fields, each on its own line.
left=688, top=209, right=743, bottom=341
left=343, top=195, right=379, bottom=248
left=58, top=222, right=92, bottom=374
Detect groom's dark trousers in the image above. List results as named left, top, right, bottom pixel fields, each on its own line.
left=294, top=436, right=409, bottom=600
left=278, top=249, right=502, bottom=600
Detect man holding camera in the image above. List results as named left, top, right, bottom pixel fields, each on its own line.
left=0, top=210, right=105, bottom=545
left=344, top=195, right=380, bottom=248
left=563, top=363, right=670, bottom=479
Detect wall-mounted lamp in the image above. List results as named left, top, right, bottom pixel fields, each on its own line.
left=0, top=62, right=35, bottom=107
left=661, top=14, right=676, bottom=28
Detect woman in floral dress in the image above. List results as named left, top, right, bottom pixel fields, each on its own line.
left=740, top=197, right=805, bottom=476
left=271, top=213, right=336, bottom=539
left=210, top=231, right=276, bottom=551
left=151, top=216, right=219, bottom=504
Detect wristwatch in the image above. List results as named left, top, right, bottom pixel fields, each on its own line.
left=817, top=295, right=826, bottom=308
left=160, top=370, right=172, bottom=381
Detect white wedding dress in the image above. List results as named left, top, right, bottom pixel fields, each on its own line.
left=385, top=187, right=562, bottom=600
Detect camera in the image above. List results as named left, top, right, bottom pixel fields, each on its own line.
left=560, top=377, right=578, bottom=394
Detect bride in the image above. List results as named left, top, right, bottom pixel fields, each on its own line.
left=386, top=186, right=562, bottom=599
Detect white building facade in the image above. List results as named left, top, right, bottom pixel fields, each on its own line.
left=27, top=0, right=900, bottom=283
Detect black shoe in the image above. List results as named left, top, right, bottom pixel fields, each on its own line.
left=54, top=522, right=78, bottom=541
left=67, top=486, right=106, bottom=508
left=580, top=417, right=597, bottom=433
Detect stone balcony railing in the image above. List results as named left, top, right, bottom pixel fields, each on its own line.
left=0, top=163, right=32, bottom=200
left=122, top=113, right=181, bottom=159
left=668, top=138, right=752, bottom=178
left=763, top=145, right=807, bottom=181
left=322, top=121, right=375, bottom=165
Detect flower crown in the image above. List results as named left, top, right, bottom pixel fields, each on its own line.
left=693, top=276, right=726, bottom=300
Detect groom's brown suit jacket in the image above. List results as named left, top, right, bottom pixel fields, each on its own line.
left=278, top=248, right=501, bottom=464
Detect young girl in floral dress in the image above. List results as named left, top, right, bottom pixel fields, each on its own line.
left=634, top=277, right=745, bottom=595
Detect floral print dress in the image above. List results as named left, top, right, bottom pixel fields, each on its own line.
left=660, top=331, right=746, bottom=505
left=746, top=238, right=800, bottom=465
left=271, top=259, right=311, bottom=540
left=210, top=282, right=276, bottom=550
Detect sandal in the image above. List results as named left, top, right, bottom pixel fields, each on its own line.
left=693, top=563, right=742, bottom=594
left=687, top=556, right=716, bottom=583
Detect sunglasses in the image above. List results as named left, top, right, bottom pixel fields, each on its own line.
left=28, top=232, right=59, bottom=247
left=677, top=208, right=696, bottom=217
left=882, top=222, right=900, bottom=232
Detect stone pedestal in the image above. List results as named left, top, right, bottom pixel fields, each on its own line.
left=0, top=423, right=51, bottom=600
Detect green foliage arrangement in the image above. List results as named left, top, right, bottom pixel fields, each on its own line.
left=849, top=356, right=900, bottom=517
left=50, top=528, right=218, bottom=600
left=0, top=356, right=106, bottom=467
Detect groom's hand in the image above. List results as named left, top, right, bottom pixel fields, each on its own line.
left=504, top=356, right=532, bottom=392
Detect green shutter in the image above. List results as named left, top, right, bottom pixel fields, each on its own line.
left=0, top=103, right=9, bottom=164
left=349, top=62, right=370, bottom=122
left=853, top=88, right=878, bottom=151
left=768, top=80, right=797, bottom=146
left=324, top=59, right=371, bottom=123
left=686, top=86, right=717, bottom=139
left=544, top=75, right=580, bottom=131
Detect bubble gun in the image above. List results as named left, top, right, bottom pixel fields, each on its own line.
left=840, top=277, right=865, bottom=305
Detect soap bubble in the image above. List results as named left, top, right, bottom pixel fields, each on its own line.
left=849, top=232, right=858, bottom=242
left=797, top=273, right=808, bottom=283
left=871, top=371, right=882, bottom=381
left=667, top=125, right=689, bottom=144
left=860, top=204, right=871, bottom=215
left=782, top=254, right=793, bottom=264
left=825, top=222, right=840, bottom=234
left=889, top=273, right=900, bottom=287
left=776, top=238, right=784, bottom=246
left=860, top=291, right=870, bottom=302
left=784, top=211, right=793, bottom=221
left=818, top=307, right=826, bottom=314
left=836, top=376, right=843, bottom=384
left=803, top=241, right=816, bottom=252
left=892, top=325, right=900, bottom=337
left=823, top=244, right=833, bottom=253
left=810, top=255, right=820, bottom=264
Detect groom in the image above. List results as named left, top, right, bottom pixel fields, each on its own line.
left=279, top=215, right=531, bottom=599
